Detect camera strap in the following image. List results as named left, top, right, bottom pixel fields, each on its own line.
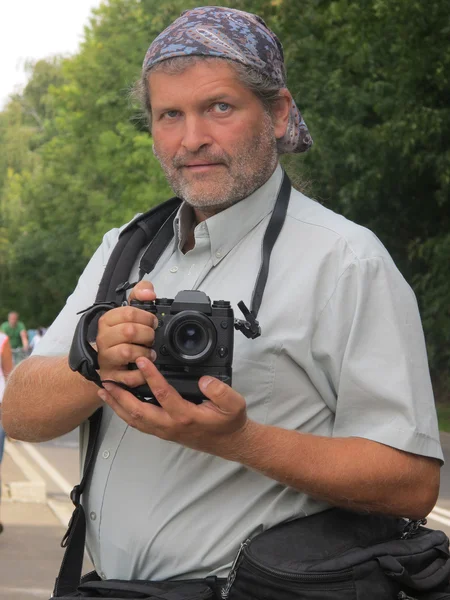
left=58, top=169, right=292, bottom=597
left=137, top=170, right=292, bottom=338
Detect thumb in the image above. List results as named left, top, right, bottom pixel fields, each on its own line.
left=199, top=376, right=245, bottom=414
left=128, top=281, right=156, bottom=304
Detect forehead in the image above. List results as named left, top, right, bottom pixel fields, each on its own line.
left=147, top=59, right=251, bottom=104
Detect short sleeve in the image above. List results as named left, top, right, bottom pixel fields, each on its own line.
left=33, top=228, right=121, bottom=357
left=311, top=256, right=443, bottom=462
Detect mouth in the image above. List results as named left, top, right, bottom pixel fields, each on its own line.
left=181, top=163, right=225, bottom=172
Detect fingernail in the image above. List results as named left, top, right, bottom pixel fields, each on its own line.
left=136, top=358, right=147, bottom=370
left=149, top=350, right=157, bottom=362
left=200, top=376, right=214, bottom=390
left=103, top=383, right=113, bottom=392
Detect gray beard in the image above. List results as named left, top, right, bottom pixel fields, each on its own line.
left=154, top=117, right=278, bottom=215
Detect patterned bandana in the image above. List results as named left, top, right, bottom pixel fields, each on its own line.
left=142, top=6, right=312, bottom=154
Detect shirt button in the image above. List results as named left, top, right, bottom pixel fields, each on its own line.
left=215, top=250, right=223, bottom=258
left=169, top=266, right=179, bottom=273
left=102, top=450, right=110, bottom=459
left=90, top=512, right=97, bottom=521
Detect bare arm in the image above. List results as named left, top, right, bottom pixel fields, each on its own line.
left=1, top=339, right=13, bottom=379
left=227, top=422, right=440, bottom=520
left=20, top=328, right=29, bottom=352
left=2, top=355, right=102, bottom=442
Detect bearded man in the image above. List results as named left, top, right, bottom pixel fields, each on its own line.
left=2, top=6, right=442, bottom=597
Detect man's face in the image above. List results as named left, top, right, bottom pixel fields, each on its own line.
left=8, top=312, right=18, bottom=326
left=149, top=60, right=279, bottom=216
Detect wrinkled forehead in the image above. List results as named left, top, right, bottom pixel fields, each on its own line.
left=142, top=6, right=286, bottom=87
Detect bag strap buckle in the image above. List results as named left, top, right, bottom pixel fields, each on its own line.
left=70, top=484, right=81, bottom=507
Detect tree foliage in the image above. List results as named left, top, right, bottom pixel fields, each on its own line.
left=0, top=0, right=448, bottom=394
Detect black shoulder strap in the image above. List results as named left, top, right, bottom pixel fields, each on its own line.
left=53, top=198, right=181, bottom=597
left=251, top=171, right=290, bottom=318
left=97, top=196, right=181, bottom=305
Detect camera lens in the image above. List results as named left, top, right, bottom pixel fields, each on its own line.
left=176, top=322, right=207, bottom=356
left=166, top=311, right=216, bottom=363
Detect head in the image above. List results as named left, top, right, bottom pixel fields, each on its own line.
left=8, top=311, right=19, bottom=326
left=136, top=7, right=312, bottom=217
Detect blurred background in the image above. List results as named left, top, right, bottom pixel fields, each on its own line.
left=0, top=0, right=449, bottom=597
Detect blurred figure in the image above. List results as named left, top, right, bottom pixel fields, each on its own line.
left=0, top=332, right=13, bottom=534
left=29, top=327, right=46, bottom=352
left=1, top=312, right=29, bottom=366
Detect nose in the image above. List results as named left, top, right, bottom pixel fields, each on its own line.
left=181, top=114, right=213, bottom=153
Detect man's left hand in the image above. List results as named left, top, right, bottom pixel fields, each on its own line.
left=98, top=357, right=250, bottom=458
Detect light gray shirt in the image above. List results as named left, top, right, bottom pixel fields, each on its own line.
left=35, top=164, right=443, bottom=581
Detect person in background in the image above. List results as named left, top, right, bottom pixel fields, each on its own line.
left=0, top=332, right=13, bottom=534
left=1, top=312, right=29, bottom=366
left=29, top=327, right=46, bottom=352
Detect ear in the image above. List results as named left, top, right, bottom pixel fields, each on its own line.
left=272, top=89, right=292, bottom=139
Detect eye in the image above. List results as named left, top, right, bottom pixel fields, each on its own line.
left=212, top=102, right=231, bottom=114
left=161, top=110, right=180, bottom=120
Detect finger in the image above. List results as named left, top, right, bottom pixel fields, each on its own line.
left=98, top=344, right=156, bottom=376
left=99, top=305, right=157, bottom=329
left=198, top=376, right=246, bottom=414
left=128, top=281, right=156, bottom=304
left=98, top=322, right=156, bottom=350
left=101, top=369, right=148, bottom=390
left=135, top=357, right=194, bottom=419
left=98, top=385, right=157, bottom=431
left=101, top=382, right=170, bottom=432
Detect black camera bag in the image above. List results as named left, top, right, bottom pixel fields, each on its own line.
left=225, top=508, right=450, bottom=600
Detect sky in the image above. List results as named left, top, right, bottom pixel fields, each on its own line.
left=1, top=0, right=103, bottom=108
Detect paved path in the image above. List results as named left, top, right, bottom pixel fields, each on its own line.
left=0, top=434, right=92, bottom=600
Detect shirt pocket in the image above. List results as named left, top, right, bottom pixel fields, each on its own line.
left=232, top=335, right=281, bottom=424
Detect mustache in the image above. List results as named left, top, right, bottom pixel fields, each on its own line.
left=172, top=152, right=230, bottom=168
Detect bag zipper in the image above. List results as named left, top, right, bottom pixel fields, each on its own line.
left=221, top=540, right=250, bottom=599
left=221, top=539, right=353, bottom=599
left=400, top=518, right=427, bottom=540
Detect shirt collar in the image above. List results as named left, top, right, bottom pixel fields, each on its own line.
left=173, top=164, right=284, bottom=264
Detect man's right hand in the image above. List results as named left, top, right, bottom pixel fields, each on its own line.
left=96, top=281, right=158, bottom=388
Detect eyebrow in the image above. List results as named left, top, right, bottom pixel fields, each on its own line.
left=202, top=93, right=235, bottom=104
left=153, top=93, right=236, bottom=113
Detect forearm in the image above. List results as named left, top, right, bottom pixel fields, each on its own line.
left=2, top=355, right=102, bottom=442
left=21, top=330, right=29, bottom=349
left=224, top=422, right=440, bottom=519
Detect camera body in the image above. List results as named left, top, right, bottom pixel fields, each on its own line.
left=130, top=290, right=234, bottom=404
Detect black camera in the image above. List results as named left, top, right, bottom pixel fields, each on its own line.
left=129, top=290, right=234, bottom=405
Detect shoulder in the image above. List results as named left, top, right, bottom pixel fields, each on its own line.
left=286, top=187, right=391, bottom=263
left=95, top=214, right=144, bottom=264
